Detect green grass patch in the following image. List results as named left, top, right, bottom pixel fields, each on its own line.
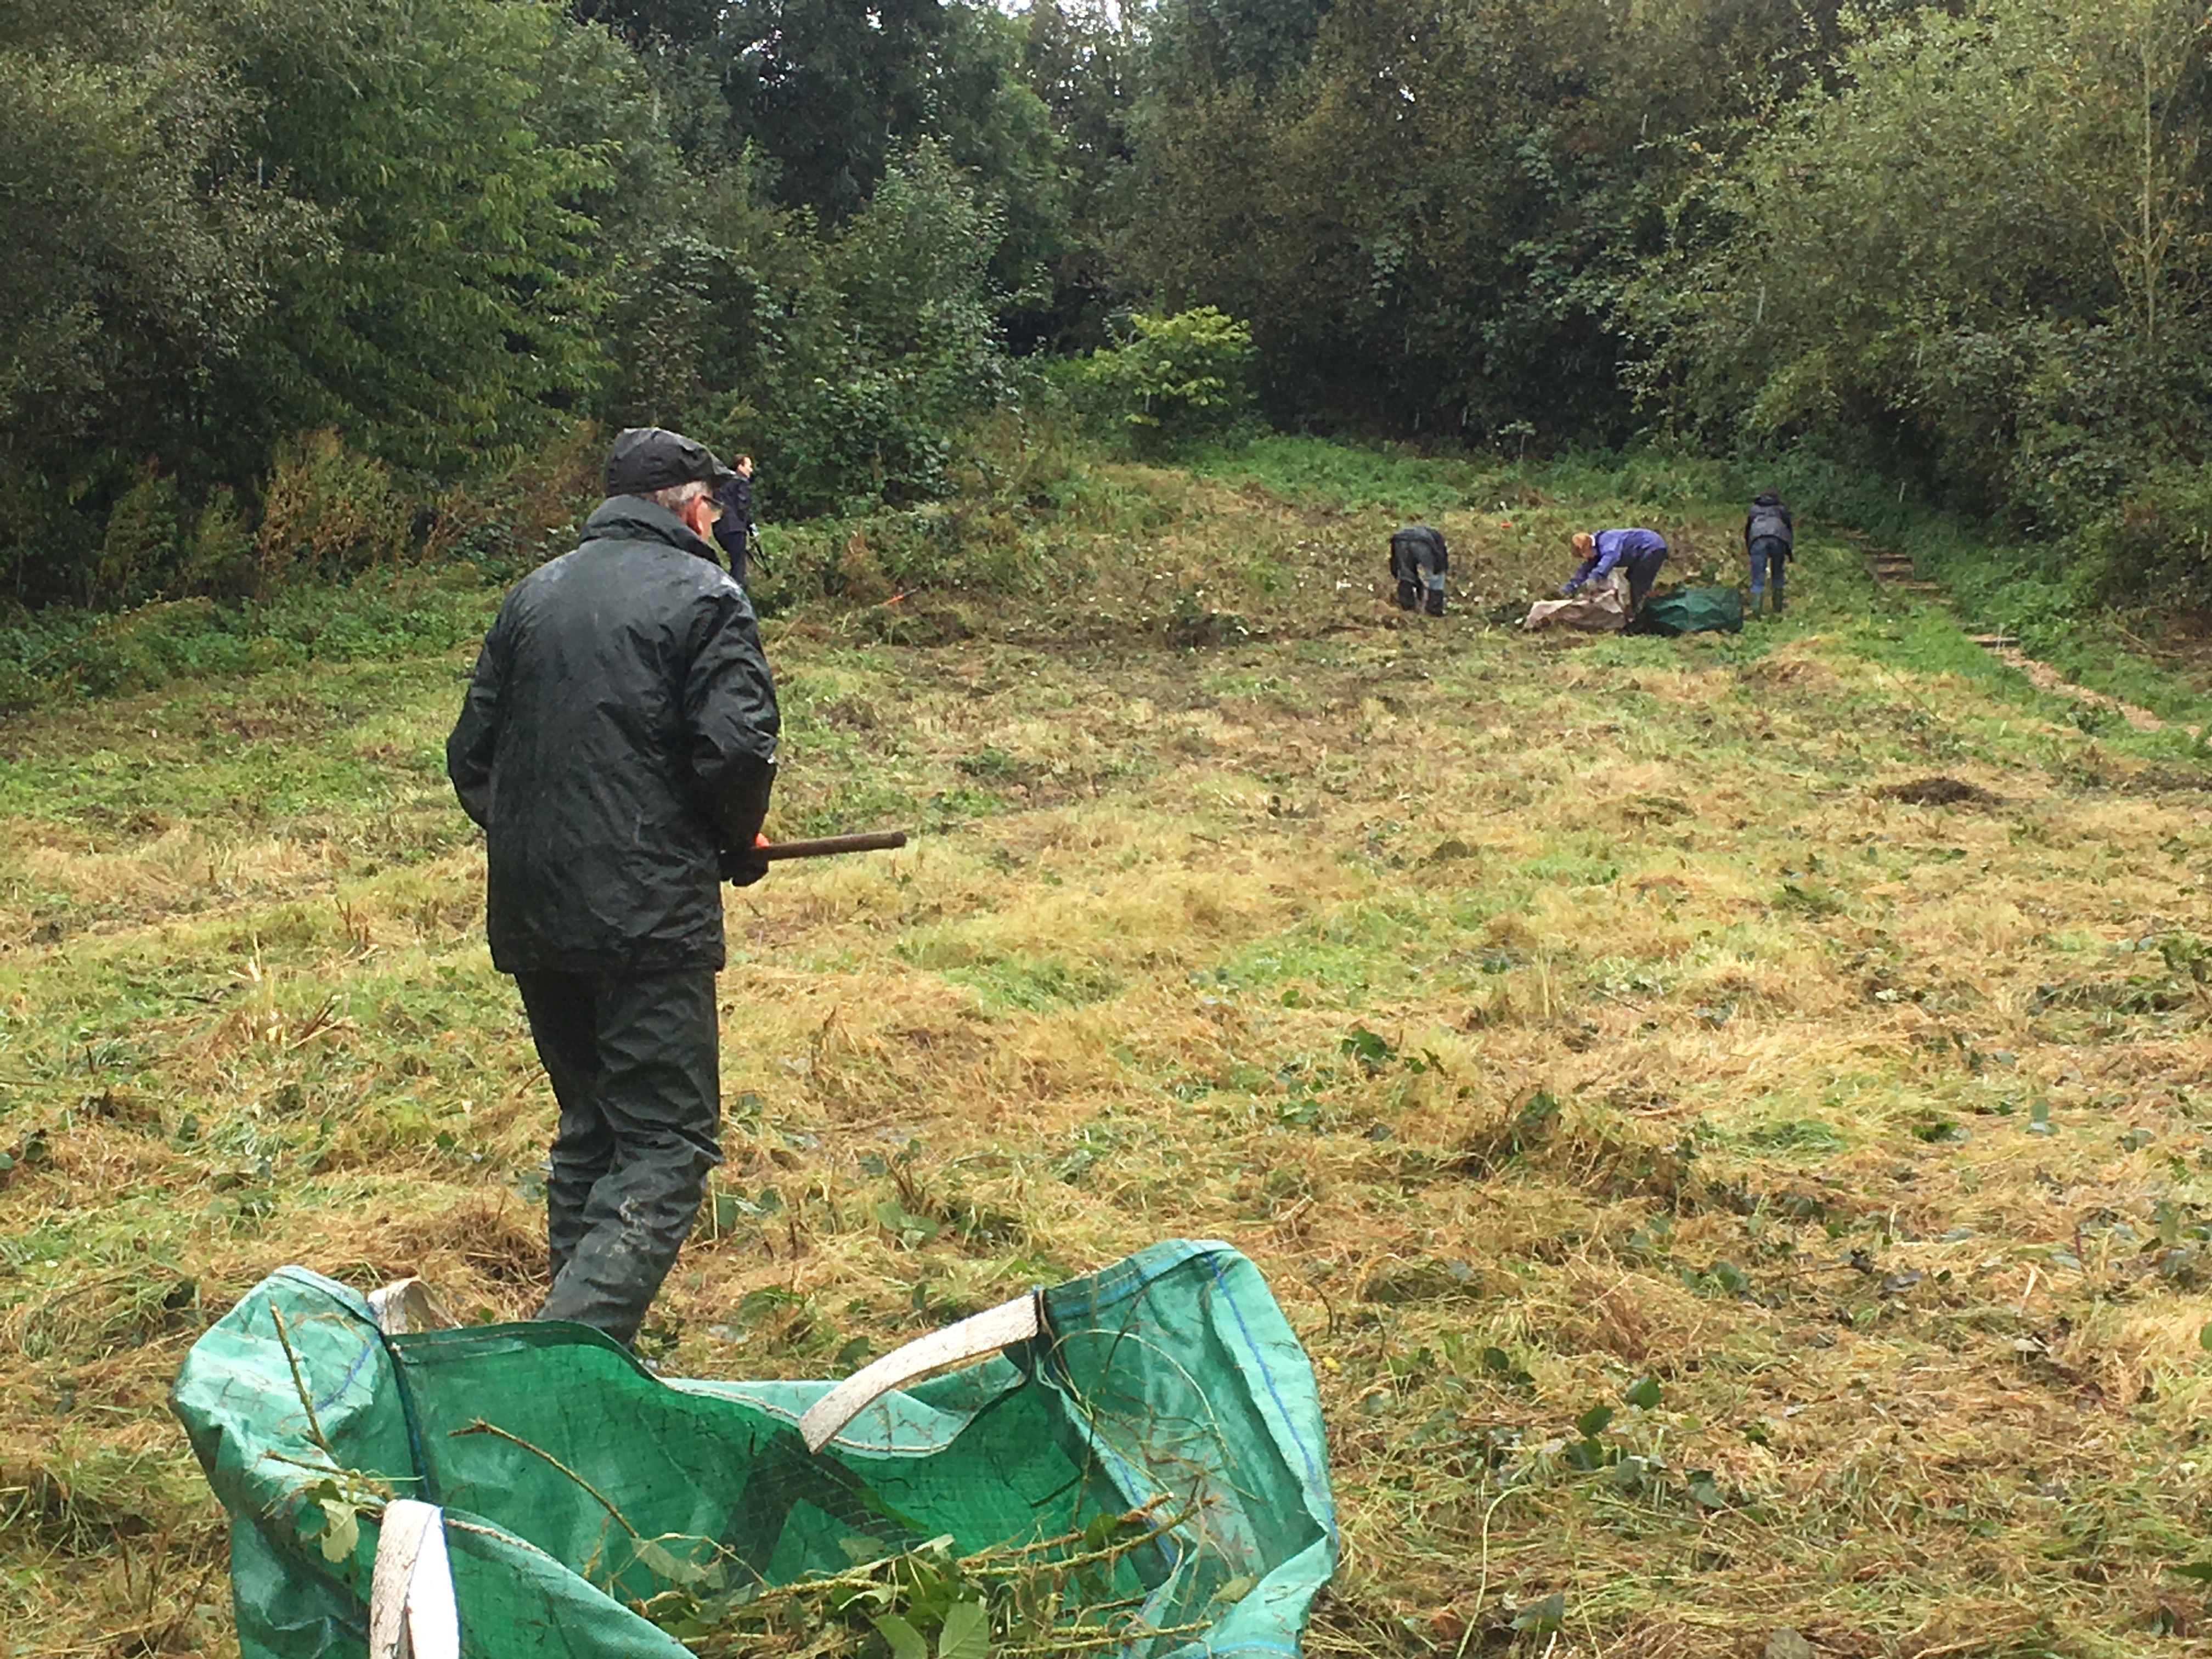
left=10, top=443, right=2212, bottom=1658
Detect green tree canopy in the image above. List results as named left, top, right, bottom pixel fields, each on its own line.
left=1644, top=0, right=2212, bottom=533
left=222, top=0, right=633, bottom=478
left=0, top=1, right=310, bottom=594
left=716, top=2, right=1068, bottom=313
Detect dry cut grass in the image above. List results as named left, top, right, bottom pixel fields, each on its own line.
left=5, top=456, right=2212, bottom=1658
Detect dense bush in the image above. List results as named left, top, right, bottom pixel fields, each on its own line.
left=1070, top=308, right=1256, bottom=450
left=758, top=144, right=1015, bottom=514
left=2070, top=464, right=2212, bottom=611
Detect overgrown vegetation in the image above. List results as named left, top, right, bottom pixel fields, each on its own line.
left=1644, top=0, right=2212, bottom=593
left=8, top=452, right=2212, bottom=1656
left=1063, top=308, right=1257, bottom=449
left=21, top=0, right=2212, bottom=630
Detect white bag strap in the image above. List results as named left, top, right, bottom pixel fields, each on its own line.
left=367, top=1278, right=453, bottom=1336
left=368, top=1499, right=461, bottom=1659
left=798, top=1290, right=1042, bottom=1454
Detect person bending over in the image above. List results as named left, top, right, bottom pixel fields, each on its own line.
left=1743, top=489, right=1793, bottom=617
left=1389, top=523, right=1449, bottom=616
left=1564, top=527, right=1669, bottom=610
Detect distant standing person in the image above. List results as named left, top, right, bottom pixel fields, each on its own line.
left=1564, top=527, right=1668, bottom=610
left=712, top=454, right=757, bottom=585
left=1390, top=523, right=1448, bottom=616
left=1744, top=489, right=1793, bottom=617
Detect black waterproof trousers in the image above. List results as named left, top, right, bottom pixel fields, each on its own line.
left=1624, top=549, right=1668, bottom=608
left=1390, top=534, right=1447, bottom=616
left=512, top=969, right=721, bottom=1347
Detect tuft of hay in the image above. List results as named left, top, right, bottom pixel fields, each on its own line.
left=1875, top=776, right=2003, bottom=807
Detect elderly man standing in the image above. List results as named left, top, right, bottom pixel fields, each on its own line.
left=447, top=427, right=780, bottom=1348
left=711, top=453, right=758, bottom=586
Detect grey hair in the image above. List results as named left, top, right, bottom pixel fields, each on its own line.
left=645, top=478, right=712, bottom=514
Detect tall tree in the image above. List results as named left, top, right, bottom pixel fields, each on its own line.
left=1127, top=0, right=1849, bottom=441
left=1015, top=1, right=1143, bottom=348
left=718, top=3, right=1068, bottom=324
left=220, top=0, right=633, bottom=477
left=0, top=0, right=310, bottom=596
left=568, top=0, right=721, bottom=50
left=720, top=0, right=957, bottom=224
left=1644, top=0, right=2212, bottom=529
left=1146, top=0, right=1336, bottom=93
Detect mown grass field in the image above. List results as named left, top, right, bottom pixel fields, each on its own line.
left=9, top=441, right=2212, bottom=1658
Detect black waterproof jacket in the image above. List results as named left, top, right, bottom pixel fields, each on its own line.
left=712, top=472, right=754, bottom=585
left=447, top=496, right=780, bottom=976
left=1390, top=524, right=1449, bottom=577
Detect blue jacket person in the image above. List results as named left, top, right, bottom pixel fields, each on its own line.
left=1564, top=527, right=1669, bottom=609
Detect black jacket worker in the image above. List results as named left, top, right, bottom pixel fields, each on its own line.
left=1744, top=489, right=1794, bottom=617
left=1389, top=524, right=1448, bottom=616
left=712, top=454, right=757, bottom=585
left=447, top=426, right=780, bottom=1348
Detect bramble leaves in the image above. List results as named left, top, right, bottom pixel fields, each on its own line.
left=1339, top=1024, right=1393, bottom=1074
left=1480, top=1348, right=1536, bottom=1391
left=1510, top=1592, right=1566, bottom=1634
left=874, top=1613, right=929, bottom=1659
left=936, top=1599, right=989, bottom=1659
left=301, top=1479, right=359, bottom=1564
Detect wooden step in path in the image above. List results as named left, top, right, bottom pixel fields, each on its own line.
left=1867, top=547, right=1944, bottom=595
left=1854, top=535, right=2195, bottom=736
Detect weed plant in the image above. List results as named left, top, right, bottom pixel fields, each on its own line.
left=5, top=445, right=2212, bottom=1657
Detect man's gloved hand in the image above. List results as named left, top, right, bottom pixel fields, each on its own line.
left=723, top=832, right=771, bottom=887
left=1561, top=580, right=1582, bottom=596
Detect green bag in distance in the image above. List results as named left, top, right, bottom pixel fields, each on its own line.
left=1633, top=586, right=1744, bottom=636
left=171, top=1239, right=1336, bottom=1659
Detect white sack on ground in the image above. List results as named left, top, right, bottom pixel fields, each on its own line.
left=1523, top=570, right=1630, bottom=631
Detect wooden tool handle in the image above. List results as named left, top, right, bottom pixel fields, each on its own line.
left=758, top=830, right=910, bottom=862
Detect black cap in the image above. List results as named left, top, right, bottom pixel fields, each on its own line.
left=604, top=427, right=736, bottom=495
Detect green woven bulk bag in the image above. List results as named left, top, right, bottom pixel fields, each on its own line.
left=1633, top=587, right=1743, bottom=635
left=171, top=1239, right=1336, bottom=1659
